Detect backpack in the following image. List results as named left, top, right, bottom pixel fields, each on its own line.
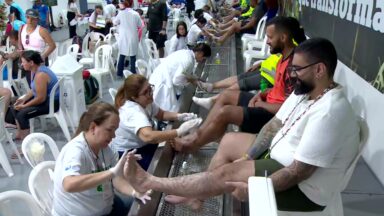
left=83, top=71, right=99, bottom=105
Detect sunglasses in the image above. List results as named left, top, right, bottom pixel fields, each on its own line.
left=25, top=34, right=30, bottom=45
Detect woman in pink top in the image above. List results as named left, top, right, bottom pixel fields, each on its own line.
left=135, top=8, right=146, bottom=41
left=18, top=9, right=56, bottom=65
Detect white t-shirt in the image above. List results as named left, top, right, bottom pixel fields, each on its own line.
left=187, top=24, right=201, bottom=46
left=104, top=4, right=117, bottom=19
left=52, top=133, right=118, bottom=216
left=169, top=34, right=188, bottom=54
left=111, top=100, right=160, bottom=152
left=270, top=86, right=360, bottom=206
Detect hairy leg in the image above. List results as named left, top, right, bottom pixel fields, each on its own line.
left=124, top=154, right=255, bottom=199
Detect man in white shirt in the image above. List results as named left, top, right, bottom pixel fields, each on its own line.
left=123, top=38, right=361, bottom=211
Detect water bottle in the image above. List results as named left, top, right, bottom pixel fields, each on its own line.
left=260, top=78, right=268, bottom=92
left=214, top=53, right=221, bottom=64
left=179, top=161, right=188, bottom=175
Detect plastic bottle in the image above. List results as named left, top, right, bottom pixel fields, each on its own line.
left=260, top=78, right=268, bottom=92
left=179, top=161, right=188, bottom=175
left=214, top=53, right=221, bottom=64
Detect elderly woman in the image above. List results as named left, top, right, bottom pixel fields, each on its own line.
left=52, top=102, right=151, bottom=216
left=111, top=74, right=201, bottom=170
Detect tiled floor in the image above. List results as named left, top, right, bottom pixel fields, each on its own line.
left=1, top=27, right=384, bottom=216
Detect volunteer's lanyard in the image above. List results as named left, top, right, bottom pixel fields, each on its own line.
left=265, top=83, right=337, bottom=159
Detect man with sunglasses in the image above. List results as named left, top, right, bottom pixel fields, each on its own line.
left=124, top=37, right=360, bottom=213
left=173, top=16, right=306, bottom=153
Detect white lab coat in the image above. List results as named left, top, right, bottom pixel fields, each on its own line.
left=113, top=8, right=142, bottom=56
left=149, top=49, right=196, bottom=112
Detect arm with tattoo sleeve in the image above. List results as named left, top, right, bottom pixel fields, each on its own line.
left=246, top=117, right=283, bottom=159
left=270, top=160, right=317, bottom=192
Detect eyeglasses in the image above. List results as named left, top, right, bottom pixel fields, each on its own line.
left=139, top=84, right=155, bottom=96
left=287, top=61, right=321, bottom=75
left=25, top=34, right=30, bottom=45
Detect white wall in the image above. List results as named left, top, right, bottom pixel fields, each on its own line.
left=334, top=62, right=384, bottom=186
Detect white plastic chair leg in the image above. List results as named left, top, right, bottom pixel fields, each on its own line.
left=54, top=110, right=71, bottom=142
left=6, top=131, right=23, bottom=165
left=0, top=141, right=14, bottom=177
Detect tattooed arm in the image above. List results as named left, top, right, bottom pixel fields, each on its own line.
left=270, top=160, right=317, bottom=192
left=246, top=117, right=283, bottom=159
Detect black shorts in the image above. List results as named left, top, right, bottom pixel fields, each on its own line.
left=238, top=71, right=273, bottom=91
left=254, top=159, right=325, bottom=212
left=237, top=91, right=274, bottom=133
left=148, top=31, right=167, bottom=49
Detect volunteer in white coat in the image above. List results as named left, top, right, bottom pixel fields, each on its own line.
left=111, top=74, right=202, bottom=170
left=113, top=0, right=142, bottom=77
left=149, top=43, right=211, bottom=112
left=52, top=102, right=151, bottom=216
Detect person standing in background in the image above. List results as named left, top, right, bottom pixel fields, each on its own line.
left=113, top=0, right=142, bottom=77
left=67, top=0, right=82, bottom=38
left=147, top=0, right=167, bottom=58
left=32, top=0, right=50, bottom=31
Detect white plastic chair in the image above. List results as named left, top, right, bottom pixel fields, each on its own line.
left=136, top=59, right=151, bottom=78
left=164, top=40, right=171, bottom=57
left=79, top=33, right=94, bottom=68
left=248, top=176, right=278, bottom=216
left=144, top=39, right=162, bottom=71
left=88, top=44, right=114, bottom=98
left=29, top=78, right=72, bottom=141
left=66, top=44, right=80, bottom=60
left=22, top=133, right=60, bottom=168
left=243, top=36, right=270, bottom=71
left=28, top=161, right=55, bottom=216
left=277, top=117, right=369, bottom=216
left=4, top=59, right=24, bottom=96
left=123, top=69, right=133, bottom=78
left=5, top=37, right=15, bottom=53
left=109, top=88, right=117, bottom=103
left=241, top=16, right=267, bottom=52
left=0, top=190, right=42, bottom=216
left=0, top=96, right=24, bottom=177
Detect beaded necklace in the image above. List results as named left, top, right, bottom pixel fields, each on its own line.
left=264, top=83, right=337, bottom=159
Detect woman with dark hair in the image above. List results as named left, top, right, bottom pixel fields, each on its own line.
left=67, top=0, right=81, bottom=38
left=12, top=50, right=59, bottom=140
left=52, top=102, right=151, bottom=216
left=89, top=4, right=112, bottom=34
left=168, top=21, right=188, bottom=54
left=111, top=74, right=201, bottom=170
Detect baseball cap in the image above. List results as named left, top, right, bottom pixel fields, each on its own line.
left=26, top=9, right=40, bottom=19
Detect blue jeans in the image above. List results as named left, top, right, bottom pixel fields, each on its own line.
left=117, top=55, right=136, bottom=77
left=106, top=194, right=133, bottom=216
left=118, top=144, right=158, bottom=171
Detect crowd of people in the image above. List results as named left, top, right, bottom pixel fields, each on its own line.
left=0, top=0, right=363, bottom=215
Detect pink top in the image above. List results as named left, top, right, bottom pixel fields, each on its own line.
left=21, top=25, right=46, bottom=52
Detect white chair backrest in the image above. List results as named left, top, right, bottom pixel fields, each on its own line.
left=5, top=37, right=15, bottom=53
left=58, top=39, right=73, bottom=57
left=94, top=45, right=113, bottom=70
left=254, top=16, right=267, bottom=40
left=164, top=40, right=171, bottom=57
left=109, top=88, right=117, bottom=102
left=22, top=133, right=60, bottom=168
left=90, top=32, right=106, bottom=42
left=136, top=59, right=151, bottom=78
left=28, top=161, right=55, bottom=215
left=144, top=39, right=160, bottom=60
left=123, top=69, right=133, bottom=78
left=66, top=44, right=80, bottom=60
left=248, top=176, right=278, bottom=216
left=0, top=190, right=42, bottom=216
left=48, top=78, right=63, bottom=116
left=340, top=117, right=369, bottom=191
left=82, top=32, right=92, bottom=57
left=109, top=26, right=118, bottom=34
left=0, top=62, right=5, bottom=87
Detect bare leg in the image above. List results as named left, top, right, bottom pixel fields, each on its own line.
left=0, top=87, right=12, bottom=113
left=124, top=153, right=256, bottom=199
left=166, top=132, right=256, bottom=207
left=226, top=82, right=241, bottom=91
left=216, top=22, right=241, bottom=44
left=212, top=76, right=238, bottom=89
left=158, top=48, right=165, bottom=58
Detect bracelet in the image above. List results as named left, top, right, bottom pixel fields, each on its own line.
left=242, top=153, right=250, bottom=160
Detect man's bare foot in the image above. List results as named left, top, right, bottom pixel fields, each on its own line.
left=165, top=195, right=203, bottom=210
left=124, top=154, right=152, bottom=194
left=173, top=132, right=199, bottom=153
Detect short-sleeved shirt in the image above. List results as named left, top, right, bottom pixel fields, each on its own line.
left=52, top=133, right=119, bottom=216
left=266, top=53, right=294, bottom=104
left=147, top=1, right=167, bottom=32
left=33, top=4, right=49, bottom=25
left=111, top=100, right=160, bottom=152
left=187, top=24, right=202, bottom=46
left=271, top=86, right=360, bottom=206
